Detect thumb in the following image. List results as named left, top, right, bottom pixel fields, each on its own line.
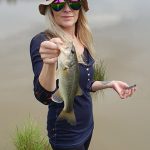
left=50, top=38, right=64, bottom=51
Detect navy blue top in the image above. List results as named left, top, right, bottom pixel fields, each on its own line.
left=30, top=32, right=95, bottom=149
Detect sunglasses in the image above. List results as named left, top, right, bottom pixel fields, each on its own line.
left=51, top=0, right=82, bottom=12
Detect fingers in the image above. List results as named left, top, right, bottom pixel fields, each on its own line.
left=50, top=38, right=63, bottom=45
left=39, top=38, right=63, bottom=64
left=50, top=38, right=65, bottom=51
left=40, top=48, right=60, bottom=54
left=129, top=86, right=137, bottom=97
left=40, top=41, right=59, bottom=50
left=41, top=53, right=60, bottom=59
left=120, top=89, right=129, bottom=99
left=120, top=86, right=137, bottom=99
left=40, top=38, right=63, bottom=51
left=43, top=57, right=58, bottom=64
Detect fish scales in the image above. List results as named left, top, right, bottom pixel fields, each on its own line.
left=52, top=42, right=82, bottom=125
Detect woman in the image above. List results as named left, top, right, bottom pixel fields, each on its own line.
left=30, top=0, right=136, bottom=150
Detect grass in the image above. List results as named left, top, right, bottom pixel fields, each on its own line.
left=13, top=117, right=52, bottom=150
left=91, top=58, right=107, bottom=99
left=93, top=59, right=106, bottom=81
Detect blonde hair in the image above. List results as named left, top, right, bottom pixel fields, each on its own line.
left=44, top=7, right=95, bottom=59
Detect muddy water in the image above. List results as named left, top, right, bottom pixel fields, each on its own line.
left=0, top=0, right=150, bottom=149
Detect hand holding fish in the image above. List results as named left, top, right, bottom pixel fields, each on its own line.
left=38, top=38, right=64, bottom=92
left=39, top=38, right=63, bottom=64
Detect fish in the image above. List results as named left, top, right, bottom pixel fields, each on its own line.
left=52, top=42, right=83, bottom=125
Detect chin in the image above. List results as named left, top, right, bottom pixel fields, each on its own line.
left=60, top=22, right=75, bottom=28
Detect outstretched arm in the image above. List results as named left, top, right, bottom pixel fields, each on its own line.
left=91, top=80, right=137, bottom=99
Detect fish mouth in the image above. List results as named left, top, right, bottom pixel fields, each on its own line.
left=63, top=65, right=73, bottom=70
left=63, top=67, right=69, bottom=70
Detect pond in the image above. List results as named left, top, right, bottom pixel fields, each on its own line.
left=0, top=1, right=150, bottom=150
left=0, top=0, right=149, bottom=39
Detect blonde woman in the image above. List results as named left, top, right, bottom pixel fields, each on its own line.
left=30, top=0, right=136, bottom=149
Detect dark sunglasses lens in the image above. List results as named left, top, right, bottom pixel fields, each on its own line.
left=51, top=3, right=65, bottom=11
left=69, top=1, right=81, bottom=10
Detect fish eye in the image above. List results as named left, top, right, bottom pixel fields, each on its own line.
left=71, top=49, right=75, bottom=54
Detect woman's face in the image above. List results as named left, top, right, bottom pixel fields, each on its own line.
left=51, top=2, right=80, bottom=29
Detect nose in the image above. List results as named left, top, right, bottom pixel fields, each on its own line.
left=63, top=3, right=71, bottom=12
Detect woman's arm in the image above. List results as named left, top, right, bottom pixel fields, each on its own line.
left=38, top=59, right=57, bottom=92
left=30, top=34, right=62, bottom=104
left=91, top=80, right=136, bottom=99
left=91, top=81, right=113, bottom=91
left=38, top=38, right=63, bottom=91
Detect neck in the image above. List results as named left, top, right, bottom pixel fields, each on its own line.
left=62, top=25, right=76, bottom=40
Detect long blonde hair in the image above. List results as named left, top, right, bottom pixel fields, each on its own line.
left=44, top=7, right=95, bottom=58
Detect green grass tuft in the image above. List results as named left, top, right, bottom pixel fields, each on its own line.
left=13, top=117, right=52, bottom=150
left=93, top=59, right=107, bottom=82
left=91, top=59, right=107, bottom=99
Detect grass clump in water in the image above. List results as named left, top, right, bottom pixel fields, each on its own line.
left=93, top=59, right=106, bottom=82
left=13, top=117, right=51, bottom=150
left=91, top=59, right=107, bottom=99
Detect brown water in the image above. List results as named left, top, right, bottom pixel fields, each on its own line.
left=0, top=0, right=150, bottom=149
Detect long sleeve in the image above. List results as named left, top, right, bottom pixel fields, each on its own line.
left=30, top=32, right=58, bottom=105
left=87, top=80, right=96, bottom=92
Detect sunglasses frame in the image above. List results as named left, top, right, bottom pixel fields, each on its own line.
left=51, top=0, right=82, bottom=12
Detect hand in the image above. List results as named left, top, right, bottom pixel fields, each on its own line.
left=39, top=38, right=63, bottom=64
left=111, top=81, right=137, bottom=99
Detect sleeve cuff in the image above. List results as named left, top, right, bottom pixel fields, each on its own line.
left=34, top=79, right=59, bottom=105
left=37, top=79, right=58, bottom=94
left=88, top=80, right=96, bottom=93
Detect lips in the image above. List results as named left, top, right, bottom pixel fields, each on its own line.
left=61, top=16, right=74, bottom=20
left=62, top=16, right=73, bottom=18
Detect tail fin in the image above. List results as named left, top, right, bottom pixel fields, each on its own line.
left=57, top=110, right=76, bottom=126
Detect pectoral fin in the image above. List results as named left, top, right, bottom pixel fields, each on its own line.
left=52, top=90, right=63, bottom=103
left=64, top=66, right=69, bottom=70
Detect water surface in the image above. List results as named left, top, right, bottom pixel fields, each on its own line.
left=0, top=0, right=150, bottom=150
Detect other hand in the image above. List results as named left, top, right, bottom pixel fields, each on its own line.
left=111, top=81, right=137, bottom=99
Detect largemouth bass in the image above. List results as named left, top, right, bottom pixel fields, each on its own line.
left=52, top=42, right=83, bottom=125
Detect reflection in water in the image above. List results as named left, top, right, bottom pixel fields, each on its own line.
left=0, top=1, right=150, bottom=150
